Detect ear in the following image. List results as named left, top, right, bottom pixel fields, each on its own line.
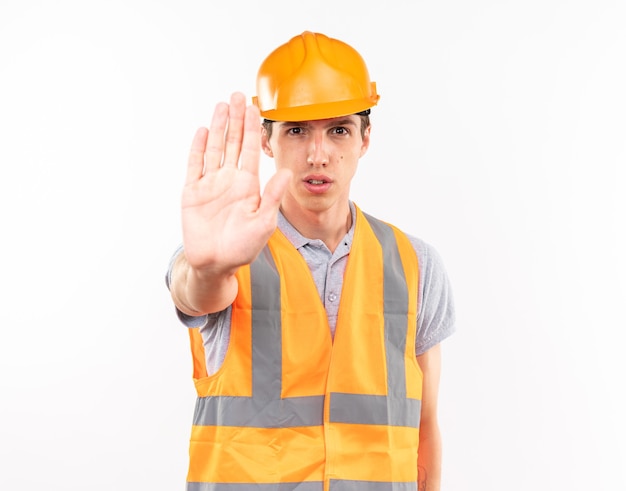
left=359, top=125, right=371, bottom=158
left=261, top=127, right=274, bottom=157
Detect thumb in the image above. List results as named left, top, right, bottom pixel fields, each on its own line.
left=258, top=169, right=291, bottom=217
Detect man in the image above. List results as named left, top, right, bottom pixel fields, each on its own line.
left=167, top=31, right=455, bottom=491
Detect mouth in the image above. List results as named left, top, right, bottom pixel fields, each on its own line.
left=303, top=175, right=332, bottom=194
left=303, top=174, right=332, bottom=184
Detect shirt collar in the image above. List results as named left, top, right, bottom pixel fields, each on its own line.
left=277, top=201, right=357, bottom=250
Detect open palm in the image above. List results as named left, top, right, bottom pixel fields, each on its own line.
left=181, top=92, right=290, bottom=276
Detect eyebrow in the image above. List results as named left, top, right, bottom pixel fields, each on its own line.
left=329, top=118, right=357, bottom=127
left=280, top=118, right=358, bottom=129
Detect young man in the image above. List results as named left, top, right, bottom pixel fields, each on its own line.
left=167, top=31, right=455, bottom=491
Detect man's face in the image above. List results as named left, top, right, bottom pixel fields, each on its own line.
left=261, top=115, right=370, bottom=216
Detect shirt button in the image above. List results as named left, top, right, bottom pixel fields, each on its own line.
left=328, top=293, right=338, bottom=302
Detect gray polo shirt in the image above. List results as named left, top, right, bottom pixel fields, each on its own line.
left=166, top=202, right=456, bottom=375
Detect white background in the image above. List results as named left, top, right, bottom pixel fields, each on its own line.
left=1, top=0, right=625, bottom=489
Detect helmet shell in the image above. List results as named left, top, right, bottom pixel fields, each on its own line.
left=252, top=31, right=380, bottom=121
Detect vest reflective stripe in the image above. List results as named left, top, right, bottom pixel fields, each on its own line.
left=329, top=392, right=420, bottom=427
left=188, top=481, right=416, bottom=491
left=186, top=206, right=420, bottom=488
left=188, top=483, right=323, bottom=491
left=250, top=247, right=282, bottom=407
left=330, top=481, right=417, bottom=491
left=193, top=394, right=324, bottom=427
left=365, top=213, right=410, bottom=398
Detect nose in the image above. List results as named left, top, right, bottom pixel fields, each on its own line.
left=306, top=132, right=329, bottom=167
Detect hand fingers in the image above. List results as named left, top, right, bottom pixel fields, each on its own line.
left=185, top=127, right=208, bottom=184
left=222, top=92, right=246, bottom=168
left=239, top=103, right=262, bottom=176
left=195, top=93, right=257, bottom=177
left=258, top=168, right=291, bottom=218
left=204, top=102, right=229, bottom=172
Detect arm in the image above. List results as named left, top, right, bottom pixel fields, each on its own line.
left=169, top=251, right=238, bottom=316
left=170, top=92, right=290, bottom=315
left=416, top=344, right=443, bottom=491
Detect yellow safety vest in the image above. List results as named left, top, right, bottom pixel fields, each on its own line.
left=186, top=206, right=421, bottom=491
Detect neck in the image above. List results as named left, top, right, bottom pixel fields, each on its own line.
left=281, top=201, right=352, bottom=253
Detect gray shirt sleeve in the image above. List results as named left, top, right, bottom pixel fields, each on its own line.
left=408, top=236, right=457, bottom=356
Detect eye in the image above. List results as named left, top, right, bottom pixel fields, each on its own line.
left=331, top=126, right=350, bottom=136
left=287, top=127, right=304, bottom=135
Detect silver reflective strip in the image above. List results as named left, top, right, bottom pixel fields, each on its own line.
left=251, top=248, right=282, bottom=406
left=193, top=246, right=323, bottom=428
left=364, top=214, right=409, bottom=398
left=188, top=482, right=323, bottom=491
left=328, top=214, right=419, bottom=429
left=193, top=394, right=324, bottom=427
left=329, top=393, right=420, bottom=428
left=330, top=480, right=417, bottom=491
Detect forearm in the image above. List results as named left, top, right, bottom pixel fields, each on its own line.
left=170, top=252, right=238, bottom=316
left=417, top=420, right=442, bottom=491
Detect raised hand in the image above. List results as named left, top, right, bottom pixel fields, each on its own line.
left=181, top=92, right=290, bottom=278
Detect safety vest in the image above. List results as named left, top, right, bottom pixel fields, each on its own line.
left=186, top=206, right=422, bottom=491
